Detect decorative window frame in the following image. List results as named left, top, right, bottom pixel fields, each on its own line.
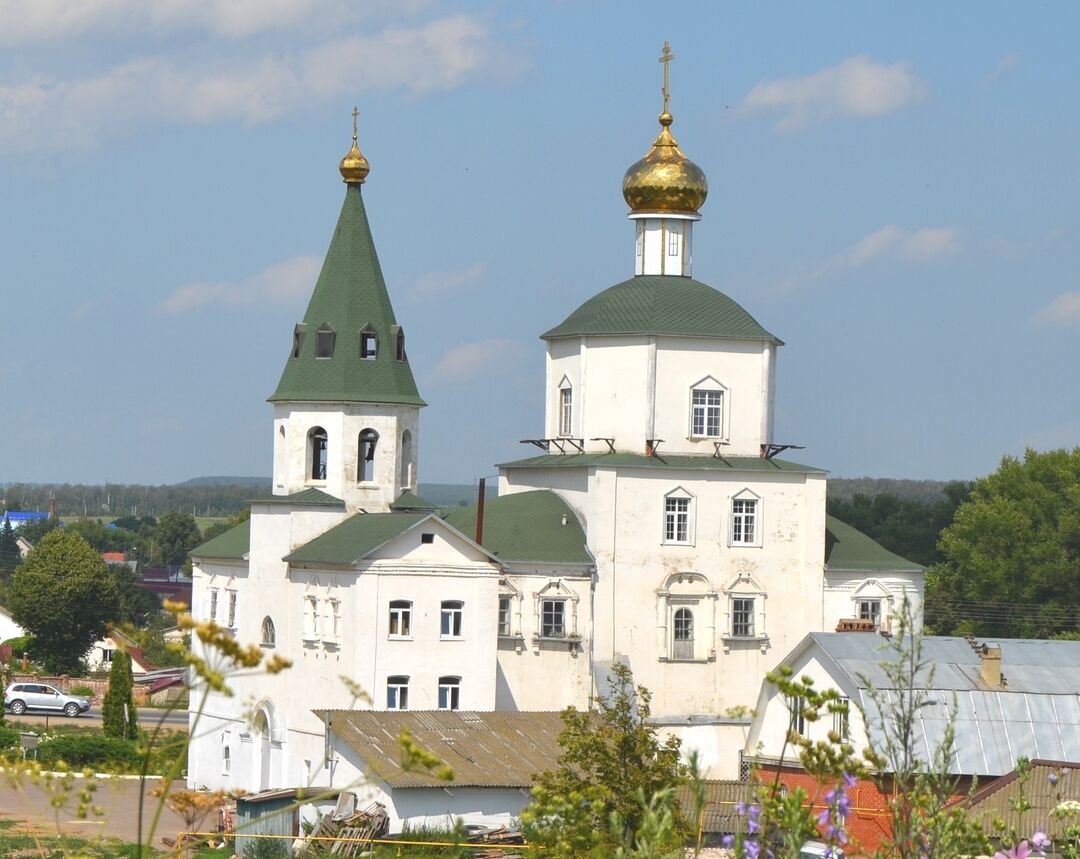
left=208, top=586, right=219, bottom=623
left=532, top=580, right=580, bottom=650
left=302, top=581, right=320, bottom=645
left=225, top=577, right=238, bottom=632
left=557, top=375, right=573, bottom=438
left=687, top=375, right=729, bottom=441
left=323, top=584, right=341, bottom=648
left=851, top=579, right=895, bottom=633
left=728, top=488, right=763, bottom=549
left=721, top=572, right=768, bottom=652
left=661, top=486, right=695, bottom=546
left=655, top=572, right=717, bottom=662
left=498, top=578, right=523, bottom=642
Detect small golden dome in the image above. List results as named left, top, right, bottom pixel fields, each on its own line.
left=622, top=112, right=708, bottom=214
left=339, top=106, right=370, bottom=184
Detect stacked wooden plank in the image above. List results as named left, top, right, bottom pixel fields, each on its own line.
left=303, top=801, right=390, bottom=856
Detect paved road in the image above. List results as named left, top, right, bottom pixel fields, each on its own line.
left=6, top=707, right=189, bottom=730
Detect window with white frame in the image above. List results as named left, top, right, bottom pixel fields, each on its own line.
left=690, top=389, right=723, bottom=437
left=788, top=695, right=806, bottom=736
left=663, top=495, right=691, bottom=544
left=731, top=597, right=755, bottom=637
left=303, top=595, right=319, bottom=641
left=833, top=697, right=850, bottom=741
left=859, top=599, right=882, bottom=629
left=222, top=734, right=231, bottom=775
left=209, top=589, right=219, bottom=622
left=667, top=223, right=681, bottom=256
left=440, top=600, right=463, bottom=638
left=389, top=600, right=412, bottom=638
left=227, top=591, right=237, bottom=629
left=387, top=676, right=409, bottom=710
left=438, top=676, right=461, bottom=710
left=732, top=499, right=757, bottom=545
left=559, top=385, right=573, bottom=436
left=672, top=607, right=694, bottom=660
left=540, top=598, right=566, bottom=638
left=327, top=598, right=341, bottom=643
left=498, top=596, right=512, bottom=637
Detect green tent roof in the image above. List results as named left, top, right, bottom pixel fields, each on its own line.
left=253, top=488, right=345, bottom=507
left=269, top=186, right=425, bottom=406
left=541, top=276, right=780, bottom=343
left=389, top=490, right=440, bottom=512
left=284, top=512, right=429, bottom=565
left=499, top=452, right=824, bottom=474
left=824, top=515, right=924, bottom=573
left=190, top=520, right=250, bottom=560
left=442, top=490, right=592, bottom=565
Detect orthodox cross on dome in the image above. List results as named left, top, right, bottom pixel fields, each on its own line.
left=351, top=105, right=359, bottom=140
left=659, top=41, right=674, bottom=113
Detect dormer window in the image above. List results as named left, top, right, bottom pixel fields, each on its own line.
left=360, top=327, right=378, bottom=360
left=292, top=324, right=306, bottom=359
left=315, top=324, right=335, bottom=359
left=396, top=329, right=406, bottom=361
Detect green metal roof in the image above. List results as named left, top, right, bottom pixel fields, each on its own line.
left=541, top=275, right=780, bottom=342
left=269, top=186, right=425, bottom=406
left=389, top=490, right=440, bottom=512
left=190, top=520, right=250, bottom=560
left=442, top=490, right=592, bottom=565
left=499, top=452, right=825, bottom=474
left=283, top=512, right=428, bottom=565
left=824, top=515, right=924, bottom=573
left=252, top=488, right=345, bottom=507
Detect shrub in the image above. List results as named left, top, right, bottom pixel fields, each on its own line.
left=69, top=685, right=95, bottom=700
left=0, top=726, right=21, bottom=751
left=36, top=734, right=142, bottom=771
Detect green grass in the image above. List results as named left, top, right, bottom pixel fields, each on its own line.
left=0, top=821, right=147, bottom=858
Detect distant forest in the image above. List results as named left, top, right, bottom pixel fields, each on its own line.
left=0, top=479, right=488, bottom=518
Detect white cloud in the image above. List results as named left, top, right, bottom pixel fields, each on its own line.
left=739, top=55, right=928, bottom=133
left=0, top=0, right=433, bottom=43
left=774, top=225, right=959, bottom=293
left=428, top=339, right=521, bottom=384
left=155, top=255, right=321, bottom=314
left=409, top=264, right=486, bottom=300
left=983, top=52, right=1020, bottom=87
left=1032, top=291, right=1080, bottom=328
left=0, top=15, right=522, bottom=152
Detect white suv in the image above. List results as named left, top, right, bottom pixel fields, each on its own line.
left=3, top=683, right=91, bottom=717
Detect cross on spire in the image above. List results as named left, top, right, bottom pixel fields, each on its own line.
left=659, top=41, right=674, bottom=113
left=351, top=105, right=359, bottom=141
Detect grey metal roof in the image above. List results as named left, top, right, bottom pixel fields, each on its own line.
left=316, top=709, right=567, bottom=788
left=807, top=633, right=1080, bottom=776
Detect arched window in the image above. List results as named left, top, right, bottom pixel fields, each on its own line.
left=260, top=616, right=276, bottom=647
left=316, top=324, right=336, bottom=359
left=358, top=428, right=379, bottom=482
left=673, top=607, right=694, bottom=660
left=438, top=676, right=461, bottom=711
left=308, top=427, right=328, bottom=480
left=400, top=430, right=413, bottom=488
left=387, top=676, right=409, bottom=710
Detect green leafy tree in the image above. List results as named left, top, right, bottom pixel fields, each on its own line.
left=927, top=447, right=1080, bottom=637
left=153, top=511, right=201, bottom=566
left=102, top=650, right=138, bottom=739
left=522, top=663, right=686, bottom=857
left=0, top=518, right=21, bottom=579
left=7, top=529, right=121, bottom=674
left=111, top=563, right=162, bottom=627
left=10, top=515, right=60, bottom=545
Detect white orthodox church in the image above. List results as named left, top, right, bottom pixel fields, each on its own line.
left=187, top=55, right=923, bottom=823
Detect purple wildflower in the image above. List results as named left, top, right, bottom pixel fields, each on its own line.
left=993, top=841, right=1031, bottom=859
left=1031, top=831, right=1051, bottom=850
left=1049, top=772, right=1060, bottom=786
left=721, top=834, right=734, bottom=848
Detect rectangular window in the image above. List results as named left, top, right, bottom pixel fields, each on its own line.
left=732, top=598, right=755, bottom=637
left=691, top=389, right=723, bottom=437
left=833, top=697, right=850, bottom=741
left=541, top=599, right=566, bottom=638
left=304, top=596, right=320, bottom=639
left=664, top=497, right=690, bottom=544
left=498, top=597, right=512, bottom=637
left=328, top=599, right=341, bottom=642
left=440, top=600, right=463, bottom=638
left=667, top=228, right=680, bottom=256
left=859, top=599, right=882, bottom=629
left=387, top=676, right=409, bottom=710
left=438, top=676, right=461, bottom=711
left=360, top=331, right=377, bottom=359
left=209, top=589, right=218, bottom=622
left=732, top=499, right=757, bottom=545
left=227, top=591, right=237, bottom=629
left=789, top=696, right=806, bottom=736
left=389, top=601, right=412, bottom=638
left=560, top=387, right=573, bottom=436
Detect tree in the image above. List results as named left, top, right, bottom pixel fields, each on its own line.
left=522, top=663, right=686, bottom=857
left=927, top=447, right=1080, bottom=638
left=111, top=563, right=162, bottom=627
left=102, top=650, right=138, bottom=739
left=153, top=511, right=201, bottom=566
left=7, top=529, right=121, bottom=674
left=0, top=518, right=21, bottom=579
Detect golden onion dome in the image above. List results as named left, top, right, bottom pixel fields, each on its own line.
left=339, top=106, right=370, bottom=184
left=622, top=110, right=708, bottom=214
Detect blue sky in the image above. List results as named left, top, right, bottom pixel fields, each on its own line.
left=1, top=1, right=1077, bottom=487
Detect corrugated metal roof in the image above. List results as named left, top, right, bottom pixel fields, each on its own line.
left=967, top=760, right=1080, bottom=838
left=810, top=633, right=1080, bottom=776
left=318, top=710, right=567, bottom=788
left=676, top=781, right=751, bottom=834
